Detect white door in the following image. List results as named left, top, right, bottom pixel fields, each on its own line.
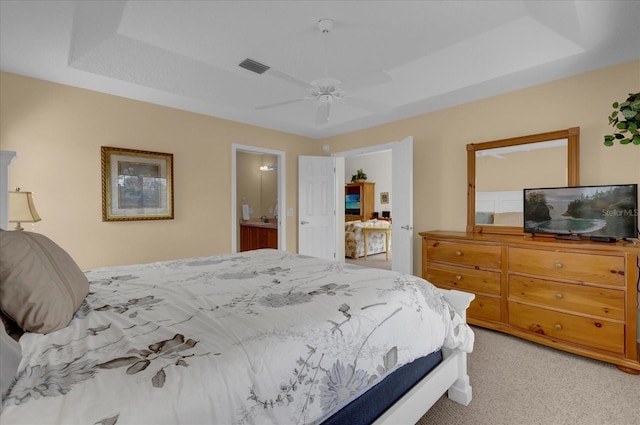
left=391, top=136, right=413, bottom=274
left=298, top=156, right=337, bottom=260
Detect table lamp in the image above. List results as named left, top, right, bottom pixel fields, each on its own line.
left=9, top=188, right=41, bottom=231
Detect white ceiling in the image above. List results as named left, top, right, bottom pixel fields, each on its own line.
left=1, top=1, right=639, bottom=139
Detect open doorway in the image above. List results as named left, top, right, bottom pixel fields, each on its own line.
left=343, top=150, right=392, bottom=271
left=332, top=136, right=413, bottom=274
left=231, top=144, right=286, bottom=253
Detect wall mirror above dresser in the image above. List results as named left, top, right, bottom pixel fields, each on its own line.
left=467, top=127, right=580, bottom=235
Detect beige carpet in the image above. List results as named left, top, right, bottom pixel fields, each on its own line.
left=344, top=252, right=391, bottom=270
left=416, top=326, right=639, bottom=425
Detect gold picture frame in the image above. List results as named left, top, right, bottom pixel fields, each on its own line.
left=380, top=192, right=389, bottom=204
left=101, top=146, right=174, bottom=221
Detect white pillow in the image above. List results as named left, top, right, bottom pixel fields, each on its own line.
left=492, top=212, right=523, bottom=226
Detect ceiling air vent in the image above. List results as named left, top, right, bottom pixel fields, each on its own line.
left=239, top=58, right=270, bottom=74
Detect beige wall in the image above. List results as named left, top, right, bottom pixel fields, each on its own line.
left=0, top=72, right=315, bottom=269
left=2, top=60, right=639, bottom=275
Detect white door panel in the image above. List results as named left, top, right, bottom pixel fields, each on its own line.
left=298, top=156, right=336, bottom=260
left=391, top=136, right=413, bottom=274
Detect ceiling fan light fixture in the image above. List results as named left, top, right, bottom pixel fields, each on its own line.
left=319, top=94, right=333, bottom=104
left=255, top=17, right=392, bottom=125
left=317, top=19, right=334, bottom=33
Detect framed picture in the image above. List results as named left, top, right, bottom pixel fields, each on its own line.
left=101, top=146, right=174, bottom=221
left=380, top=192, right=389, bottom=204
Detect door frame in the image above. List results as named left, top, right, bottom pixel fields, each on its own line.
left=231, top=144, right=286, bottom=253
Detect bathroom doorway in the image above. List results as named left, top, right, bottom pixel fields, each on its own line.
left=231, top=144, right=286, bottom=253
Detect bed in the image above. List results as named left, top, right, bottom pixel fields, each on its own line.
left=0, top=230, right=474, bottom=425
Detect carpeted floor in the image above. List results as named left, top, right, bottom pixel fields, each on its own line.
left=416, top=326, right=639, bottom=425
left=344, top=252, right=391, bottom=270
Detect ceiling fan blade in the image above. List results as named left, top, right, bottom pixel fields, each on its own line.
left=315, top=102, right=330, bottom=126
left=268, top=69, right=316, bottom=91
left=256, top=98, right=306, bottom=110
left=341, top=70, right=392, bottom=93
left=345, top=96, right=393, bottom=114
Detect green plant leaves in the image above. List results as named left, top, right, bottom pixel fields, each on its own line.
left=604, top=135, right=615, bottom=146
left=604, top=92, right=639, bottom=146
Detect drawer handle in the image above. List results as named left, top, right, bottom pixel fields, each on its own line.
left=554, top=324, right=563, bottom=331
left=555, top=293, right=564, bottom=300
left=554, top=263, right=563, bottom=269
left=455, top=251, right=462, bottom=256
left=455, top=275, right=462, bottom=281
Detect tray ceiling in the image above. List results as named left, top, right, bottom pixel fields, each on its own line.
left=1, top=1, right=638, bottom=139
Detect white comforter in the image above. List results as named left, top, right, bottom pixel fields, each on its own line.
left=2, top=249, right=473, bottom=425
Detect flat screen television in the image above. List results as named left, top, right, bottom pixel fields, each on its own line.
left=345, top=193, right=361, bottom=215
left=523, top=184, right=638, bottom=240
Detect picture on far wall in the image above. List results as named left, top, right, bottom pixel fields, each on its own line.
left=380, top=192, right=389, bottom=204
left=101, top=146, right=174, bottom=221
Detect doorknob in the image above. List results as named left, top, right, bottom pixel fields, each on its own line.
left=301, top=221, right=309, bottom=225
left=400, top=225, right=413, bottom=230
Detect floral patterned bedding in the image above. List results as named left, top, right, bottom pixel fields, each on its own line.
left=1, top=249, right=473, bottom=425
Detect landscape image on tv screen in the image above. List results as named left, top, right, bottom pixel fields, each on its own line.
left=524, top=184, right=638, bottom=239
left=345, top=194, right=360, bottom=210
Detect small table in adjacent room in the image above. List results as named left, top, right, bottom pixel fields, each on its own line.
left=362, top=227, right=392, bottom=260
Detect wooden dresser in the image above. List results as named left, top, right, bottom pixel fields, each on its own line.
left=420, top=230, right=640, bottom=374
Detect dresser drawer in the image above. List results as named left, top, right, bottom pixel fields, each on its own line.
left=509, top=302, right=624, bottom=353
left=429, top=280, right=501, bottom=322
left=468, top=294, right=501, bottom=322
left=509, top=275, right=624, bottom=321
left=427, top=263, right=500, bottom=295
left=508, top=247, right=625, bottom=287
left=427, top=240, right=501, bottom=269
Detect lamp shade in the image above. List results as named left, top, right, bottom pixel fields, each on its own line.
left=9, top=190, right=41, bottom=230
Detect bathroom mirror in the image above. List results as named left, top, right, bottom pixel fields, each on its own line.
left=237, top=152, right=278, bottom=220
left=467, top=127, right=580, bottom=235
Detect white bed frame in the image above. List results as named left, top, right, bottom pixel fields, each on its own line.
left=374, top=289, right=474, bottom=424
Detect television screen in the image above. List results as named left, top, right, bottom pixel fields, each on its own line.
left=523, top=184, right=638, bottom=239
left=345, top=194, right=360, bottom=214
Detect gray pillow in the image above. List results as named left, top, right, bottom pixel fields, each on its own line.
left=0, top=231, right=89, bottom=334
left=0, top=324, right=21, bottom=405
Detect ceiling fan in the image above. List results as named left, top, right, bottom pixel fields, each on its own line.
left=255, top=19, right=393, bottom=125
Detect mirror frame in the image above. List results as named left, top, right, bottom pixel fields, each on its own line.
left=467, top=127, right=580, bottom=235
